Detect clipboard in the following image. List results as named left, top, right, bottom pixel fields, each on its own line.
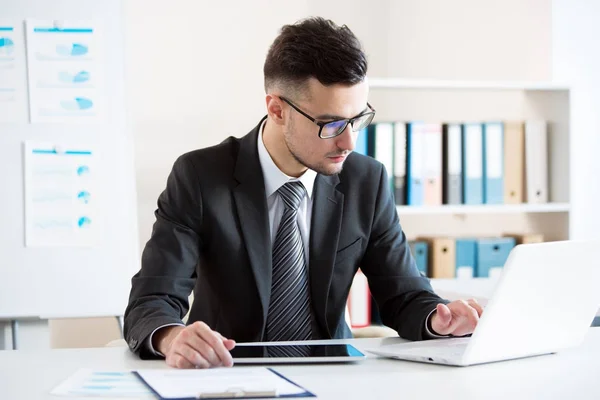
left=134, top=367, right=315, bottom=400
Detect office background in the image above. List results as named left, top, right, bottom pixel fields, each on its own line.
left=1, top=0, right=599, bottom=350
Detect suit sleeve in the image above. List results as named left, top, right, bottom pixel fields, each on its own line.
left=360, top=164, right=449, bottom=341
left=124, top=155, right=203, bottom=358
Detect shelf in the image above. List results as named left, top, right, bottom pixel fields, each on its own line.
left=368, top=78, right=570, bottom=91
left=396, top=203, right=570, bottom=215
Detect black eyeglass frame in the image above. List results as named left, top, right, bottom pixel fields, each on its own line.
left=279, top=96, right=376, bottom=139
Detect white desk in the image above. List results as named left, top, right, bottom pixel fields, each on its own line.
left=1, top=329, right=599, bottom=400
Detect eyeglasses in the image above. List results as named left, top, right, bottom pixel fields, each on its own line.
left=279, top=96, right=376, bottom=139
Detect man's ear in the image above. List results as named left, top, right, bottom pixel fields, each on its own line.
left=266, top=94, right=286, bottom=126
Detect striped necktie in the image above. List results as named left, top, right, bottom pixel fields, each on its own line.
left=265, top=181, right=312, bottom=341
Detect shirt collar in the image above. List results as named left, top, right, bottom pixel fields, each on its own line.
left=257, top=119, right=317, bottom=199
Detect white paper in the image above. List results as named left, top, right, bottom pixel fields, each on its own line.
left=25, top=20, right=105, bottom=123
left=51, top=369, right=154, bottom=398
left=0, top=21, right=26, bottom=123
left=136, top=367, right=306, bottom=399
left=24, top=141, right=98, bottom=247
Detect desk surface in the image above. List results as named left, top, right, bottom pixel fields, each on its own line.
left=1, top=329, right=599, bottom=400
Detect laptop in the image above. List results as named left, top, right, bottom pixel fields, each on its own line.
left=367, top=240, right=600, bottom=366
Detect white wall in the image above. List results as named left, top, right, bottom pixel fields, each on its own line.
left=125, top=0, right=308, bottom=245
left=2, top=0, right=558, bottom=350
left=0, top=0, right=137, bottom=350
left=126, top=0, right=553, bottom=249
left=552, top=0, right=600, bottom=240
left=387, top=0, right=552, bottom=81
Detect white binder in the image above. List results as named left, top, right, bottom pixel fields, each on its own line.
left=525, top=121, right=549, bottom=204
left=373, top=122, right=395, bottom=191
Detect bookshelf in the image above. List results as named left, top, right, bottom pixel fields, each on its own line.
left=351, top=78, right=575, bottom=332
left=368, top=78, right=570, bottom=91
left=368, top=77, right=572, bottom=242
left=396, top=203, right=570, bottom=216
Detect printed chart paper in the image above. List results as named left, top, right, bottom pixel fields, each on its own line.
left=51, top=369, right=154, bottom=398
left=25, top=20, right=105, bottom=123
left=24, top=141, right=98, bottom=247
left=0, top=21, right=26, bottom=122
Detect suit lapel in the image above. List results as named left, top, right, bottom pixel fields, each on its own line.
left=233, top=119, right=272, bottom=330
left=309, top=174, right=343, bottom=337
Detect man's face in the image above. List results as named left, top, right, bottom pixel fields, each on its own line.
left=283, top=78, right=370, bottom=176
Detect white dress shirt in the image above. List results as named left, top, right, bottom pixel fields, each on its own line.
left=256, top=120, right=318, bottom=257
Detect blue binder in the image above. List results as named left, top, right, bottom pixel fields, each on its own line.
left=483, top=122, right=504, bottom=204
left=406, top=122, right=424, bottom=205
left=455, top=239, right=477, bottom=278
left=476, top=238, right=516, bottom=278
left=409, top=241, right=429, bottom=276
left=462, top=123, right=484, bottom=205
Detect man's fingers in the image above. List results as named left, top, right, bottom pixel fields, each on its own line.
left=191, top=322, right=234, bottom=367
left=467, top=307, right=479, bottom=329
left=455, top=301, right=480, bottom=332
left=430, top=304, right=454, bottom=335
left=179, top=328, right=221, bottom=366
left=166, top=322, right=235, bottom=368
left=223, top=339, right=236, bottom=351
left=438, top=300, right=481, bottom=336
left=167, top=350, right=202, bottom=369
left=179, top=343, right=212, bottom=369
left=216, top=333, right=237, bottom=351
left=202, top=332, right=234, bottom=367
left=436, top=304, right=452, bottom=324
left=467, top=298, right=484, bottom=316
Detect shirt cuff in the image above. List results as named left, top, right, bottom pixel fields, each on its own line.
left=146, top=323, right=186, bottom=357
left=423, top=308, right=451, bottom=339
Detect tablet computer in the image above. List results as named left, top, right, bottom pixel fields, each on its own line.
left=230, top=343, right=366, bottom=364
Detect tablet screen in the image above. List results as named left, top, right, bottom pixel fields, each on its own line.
left=230, top=344, right=365, bottom=362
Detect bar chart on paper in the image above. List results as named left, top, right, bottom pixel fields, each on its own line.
left=51, top=369, right=154, bottom=398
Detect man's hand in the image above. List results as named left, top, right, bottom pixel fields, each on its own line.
left=430, top=299, right=484, bottom=337
left=153, top=322, right=236, bottom=369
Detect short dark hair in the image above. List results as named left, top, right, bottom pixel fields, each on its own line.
left=263, top=17, right=368, bottom=94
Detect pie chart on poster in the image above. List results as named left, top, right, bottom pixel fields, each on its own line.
left=59, top=70, right=90, bottom=84
left=77, top=165, right=90, bottom=176
left=77, top=216, right=91, bottom=228
left=61, top=97, right=93, bottom=110
left=77, top=191, right=91, bottom=204
left=0, top=37, right=14, bottom=55
left=56, top=43, right=88, bottom=56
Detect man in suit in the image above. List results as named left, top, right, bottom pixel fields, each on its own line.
left=124, top=17, right=483, bottom=369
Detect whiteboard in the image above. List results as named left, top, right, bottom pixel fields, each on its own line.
left=0, top=0, right=139, bottom=318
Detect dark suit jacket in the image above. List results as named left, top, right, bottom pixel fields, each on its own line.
left=124, top=117, right=446, bottom=358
